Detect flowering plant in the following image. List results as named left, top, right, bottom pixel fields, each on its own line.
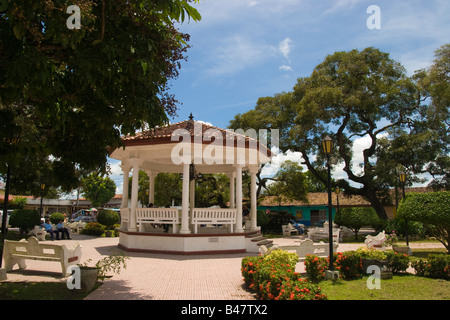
left=385, top=230, right=399, bottom=246
left=241, top=249, right=327, bottom=300
left=304, top=255, right=327, bottom=282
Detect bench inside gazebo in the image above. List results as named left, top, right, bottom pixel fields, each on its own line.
left=109, top=116, right=272, bottom=254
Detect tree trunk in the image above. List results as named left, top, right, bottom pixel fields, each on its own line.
left=365, top=187, right=388, bottom=221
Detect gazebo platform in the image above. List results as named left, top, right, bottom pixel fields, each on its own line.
left=117, top=228, right=270, bottom=255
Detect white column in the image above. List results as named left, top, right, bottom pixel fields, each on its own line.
left=190, top=179, right=195, bottom=218
left=180, top=163, right=191, bottom=234
left=147, top=171, right=155, bottom=205
left=229, top=172, right=235, bottom=208
left=120, top=164, right=130, bottom=208
left=250, top=167, right=258, bottom=231
left=128, top=165, right=139, bottom=232
left=235, top=165, right=244, bottom=233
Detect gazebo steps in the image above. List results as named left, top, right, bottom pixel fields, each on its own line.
left=245, top=231, right=274, bottom=252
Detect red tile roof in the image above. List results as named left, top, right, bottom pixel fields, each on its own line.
left=121, top=119, right=272, bottom=156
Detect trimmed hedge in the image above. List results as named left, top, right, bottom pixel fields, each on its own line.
left=9, top=209, right=40, bottom=234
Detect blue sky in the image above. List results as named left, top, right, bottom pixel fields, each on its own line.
left=107, top=0, right=450, bottom=193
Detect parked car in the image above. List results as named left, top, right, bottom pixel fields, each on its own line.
left=72, top=216, right=96, bottom=223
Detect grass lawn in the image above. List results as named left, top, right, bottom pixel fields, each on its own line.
left=320, top=275, right=450, bottom=300
left=0, top=281, right=101, bottom=300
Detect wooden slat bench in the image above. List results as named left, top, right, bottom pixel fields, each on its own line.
left=136, top=208, right=180, bottom=233
left=4, top=236, right=82, bottom=276
left=191, top=208, right=237, bottom=234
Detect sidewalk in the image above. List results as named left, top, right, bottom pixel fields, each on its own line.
left=1, top=233, right=445, bottom=300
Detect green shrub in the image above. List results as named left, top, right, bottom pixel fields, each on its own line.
left=97, top=209, right=120, bottom=229
left=9, top=209, right=40, bottom=234
left=241, top=256, right=261, bottom=289
left=412, top=254, right=450, bottom=280
left=49, top=212, right=66, bottom=225
left=385, top=251, right=410, bottom=274
left=277, top=276, right=327, bottom=300
left=81, top=222, right=106, bottom=236
left=241, top=249, right=326, bottom=300
left=304, top=255, right=328, bottom=282
left=334, top=251, right=363, bottom=279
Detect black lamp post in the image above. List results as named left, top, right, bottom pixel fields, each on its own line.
left=40, top=184, right=46, bottom=218
left=322, top=136, right=334, bottom=272
left=399, top=172, right=409, bottom=246
left=335, top=187, right=340, bottom=214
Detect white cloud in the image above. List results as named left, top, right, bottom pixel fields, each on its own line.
left=279, top=65, right=293, bottom=72
left=205, top=35, right=277, bottom=76
left=278, top=37, right=293, bottom=61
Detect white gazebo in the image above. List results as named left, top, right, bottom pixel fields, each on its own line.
left=109, top=116, right=272, bottom=254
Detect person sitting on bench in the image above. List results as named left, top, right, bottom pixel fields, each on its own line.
left=42, top=219, right=57, bottom=240
left=56, top=220, right=71, bottom=240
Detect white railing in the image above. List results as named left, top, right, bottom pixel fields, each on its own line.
left=136, top=208, right=180, bottom=233
left=191, top=208, right=237, bottom=234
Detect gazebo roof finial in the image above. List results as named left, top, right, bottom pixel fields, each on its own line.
left=188, top=113, right=194, bottom=121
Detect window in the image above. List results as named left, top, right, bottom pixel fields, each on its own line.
left=295, top=210, right=303, bottom=220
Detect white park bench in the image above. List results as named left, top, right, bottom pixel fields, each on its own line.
left=67, top=221, right=86, bottom=234
left=28, top=226, right=47, bottom=241
left=365, top=231, right=387, bottom=250
left=279, top=239, right=338, bottom=261
left=191, top=208, right=237, bottom=234
left=136, top=208, right=180, bottom=233
left=3, top=236, right=82, bottom=276
left=282, top=223, right=299, bottom=236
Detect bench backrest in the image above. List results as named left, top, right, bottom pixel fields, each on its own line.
left=192, top=208, right=237, bottom=222
left=136, top=208, right=179, bottom=221
left=5, top=237, right=64, bottom=259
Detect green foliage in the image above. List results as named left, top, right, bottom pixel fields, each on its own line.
left=81, top=173, right=116, bottom=208
left=9, top=196, right=27, bottom=209
left=94, top=253, right=130, bottom=281
left=97, top=209, right=120, bottom=229
left=241, top=249, right=326, bottom=300
left=397, top=191, right=450, bottom=225
left=49, top=212, right=66, bottom=225
left=334, top=207, right=381, bottom=240
left=256, top=210, right=269, bottom=231
left=334, top=251, right=363, bottom=279
left=81, top=222, right=106, bottom=236
left=411, top=254, right=450, bottom=280
left=304, top=255, right=328, bottom=282
left=385, top=251, right=410, bottom=274
left=9, top=209, right=40, bottom=234
left=0, top=0, right=201, bottom=188
left=397, top=191, right=450, bottom=252
left=264, top=211, right=292, bottom=233
left=230, top=45, right=450, bottom=220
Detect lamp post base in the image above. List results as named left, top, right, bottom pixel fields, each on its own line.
left=325, top=270, right=340, bottom=280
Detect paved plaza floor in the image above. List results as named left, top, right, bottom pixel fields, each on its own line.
left=1, top=232, right=446, bottom=300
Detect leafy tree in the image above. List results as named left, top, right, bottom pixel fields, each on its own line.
left=81, top=173, right=116, bottom=207
left=154, top=172, right=182, bottom=207
left=334, top=207, right=381, bottom=241
left=261, top=160, right=308, bottom=207
left=0, top=0, right=201, bottom=190
left=231, top=46, right=448, bottom=220
left=397, top=191, right=450, bottom=253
